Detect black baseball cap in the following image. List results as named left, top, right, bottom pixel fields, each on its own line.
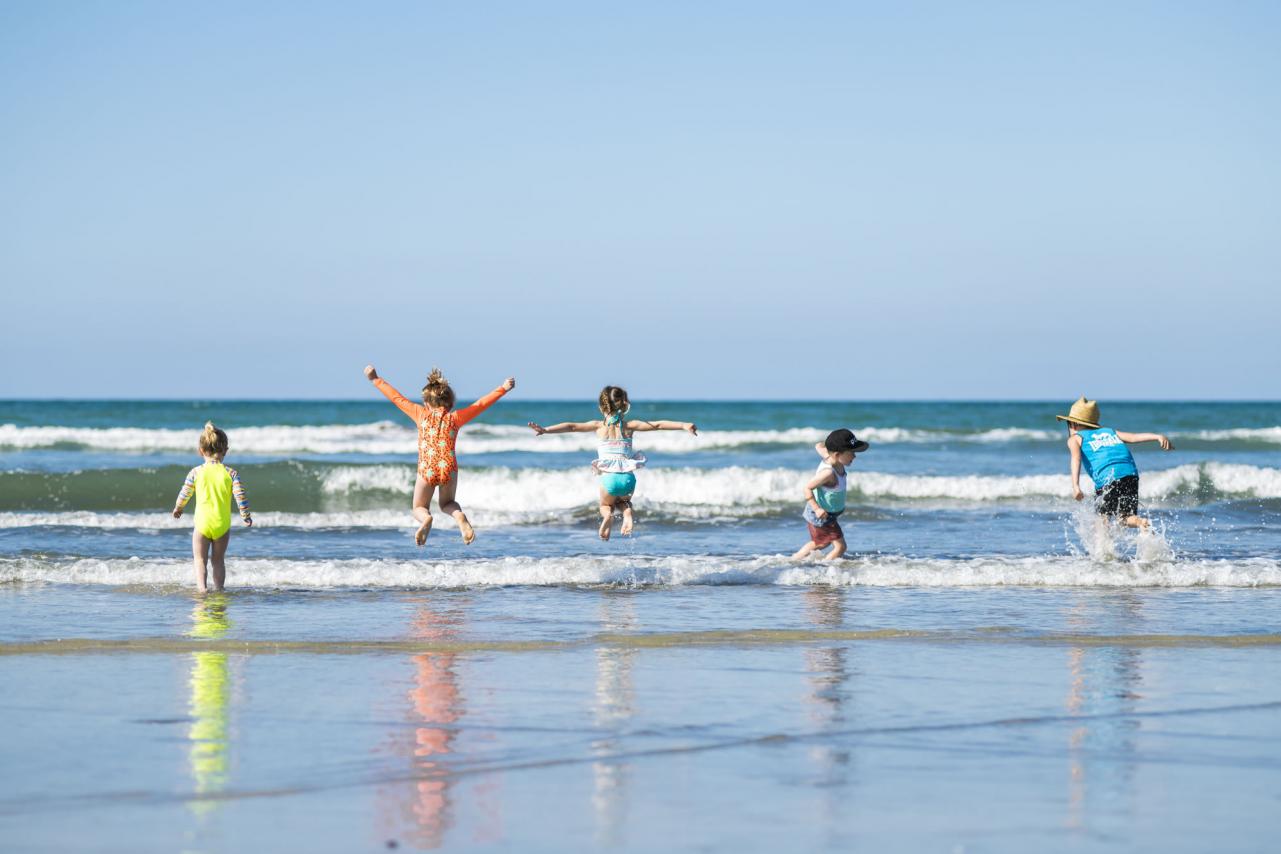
left=825, top=428, right=869, bottom=453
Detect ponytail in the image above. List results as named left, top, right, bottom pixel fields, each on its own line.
left=198, top=421, right=229, bottom=457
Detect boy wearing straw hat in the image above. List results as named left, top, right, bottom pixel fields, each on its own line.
left=1056, top=397, right=1174, bottom=530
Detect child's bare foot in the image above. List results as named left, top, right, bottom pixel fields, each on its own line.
left=458, top=516, right=476, bottom=545
left=620, top=514, right=634, bottom=536
left=414, top=516, right=433, bottom=546
left=599, top=516, right=613, bottom=540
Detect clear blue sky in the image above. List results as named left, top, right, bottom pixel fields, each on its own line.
left=2, top=2, right=1278, bottom=399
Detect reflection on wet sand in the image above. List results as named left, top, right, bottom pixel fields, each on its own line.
left=593, top=594, right=638, bottom=846
left=187, top=595, right=232, bottom=819
left=1065, top=597, right=1143, bottom=832
left=383, top=596, right=465, bottom=850
left=803, top=587, right=853, bottom=812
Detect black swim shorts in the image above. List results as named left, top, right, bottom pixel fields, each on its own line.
left=1095, top=474, right=1139, bottom=518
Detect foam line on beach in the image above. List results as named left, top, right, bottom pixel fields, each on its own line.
left=4, top=554, right=1280, bottom=588
left=4, top=629, right=1279, bottom=657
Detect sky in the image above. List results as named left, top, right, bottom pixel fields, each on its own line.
left=1, top=1, right=1279, bottom=400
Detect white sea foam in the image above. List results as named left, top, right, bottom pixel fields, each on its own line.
left=14, top=421, right=1276, bottom=454
left=3, top=554, right=1279, bottom=589
left=1, top=463, right=1273, bottom=533
left=321, top=462, right=1281, bottom=505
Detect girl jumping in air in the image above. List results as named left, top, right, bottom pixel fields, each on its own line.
left=365, top=364, right=514, bottom=546
left=173, top=422, right=252, bottom=593
left=528, top=386, right=697, bottom=540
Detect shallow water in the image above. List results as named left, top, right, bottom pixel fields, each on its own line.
left=2, top=400, right=1279, bottom=851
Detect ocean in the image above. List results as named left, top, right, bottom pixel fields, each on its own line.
left=2, top=399, right=1279, bottom=852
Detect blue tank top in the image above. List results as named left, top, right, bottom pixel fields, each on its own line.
left=1077, top=427, right=1137, bottom=486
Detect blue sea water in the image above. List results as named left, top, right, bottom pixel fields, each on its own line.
left=1, top=399, right=1279, bottom=852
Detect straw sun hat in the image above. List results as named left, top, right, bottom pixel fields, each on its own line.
left=1055, top=396, right=1101, bottom=429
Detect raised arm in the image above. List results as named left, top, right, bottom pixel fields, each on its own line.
left=172, top=467, right=198, bottom=517
left=528, top=420, right=602, bottom=435
left=1115, top=430, right=1174, bottom=451
left=364, top=365, right=423, bottom=422
left=228, top=467, right=253, bottom=526
left=454, top=377, right=515, bottom=428
left=627, top=419, right=698, bottom=435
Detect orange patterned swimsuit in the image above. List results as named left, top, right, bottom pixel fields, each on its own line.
left=373, top=377, right=508, bottom=485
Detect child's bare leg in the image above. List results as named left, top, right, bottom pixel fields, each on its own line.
left=1122, top=514, right=1150, bottom=530
left=437, top=473, right=474, bottom=544
left=598, top=489, right=617, bottom=540
left=618, top=498, right=635, bottom=536
left=824, top=539, right=847, bottom=561
left=209, top=533, right=231, bottom=591
left=192, top=530, right=212, bottom=593
left=412, top=476, right=436, bottom=546
left=792, top=541, right=820, bottom=560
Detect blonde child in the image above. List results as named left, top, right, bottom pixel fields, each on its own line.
left=793, top=429, right=869, bottom=561
left=364, top=364, right=514, bottom=546
left=527, top=386, right=697, bottom=540
left=172, top=422, right=252, bottom=593
left=1056, top=396, right=1173, bottom=530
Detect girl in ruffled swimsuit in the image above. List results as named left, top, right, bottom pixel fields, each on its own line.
left=365, top=364, right=515, bottom=546
left=528, top=386, right=697, bottom=540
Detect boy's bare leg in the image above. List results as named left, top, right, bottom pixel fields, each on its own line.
left=437, top=473, right=474, bottom=544
left=1122, top=514, right=1151, bottom=530
left=598, top=489, right=616, bottom=540
left=824, top=539, right=847, bottom=561
left=412, top=476, right=436, bottom=546
left=209, top=533, right=231, bottom=591
left=619, top=498, right=635, bottom=536
left=192, top=530, right=211, bottom=593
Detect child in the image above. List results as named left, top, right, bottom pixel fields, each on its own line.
left=1056, top=396, right=1174, bottom=530
left=793, top=429, right=869, bottom=561
left=365, top=364, right=514, bottom=546
left=172, top=422, right=252, bottom=593
left=527, top=386, right=697, bottom=540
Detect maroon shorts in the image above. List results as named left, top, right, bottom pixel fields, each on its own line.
left=807, top=518, right=844, bottom=548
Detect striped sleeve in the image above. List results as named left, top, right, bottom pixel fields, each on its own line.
left=227, top=467, right=251, bottom=521
left=174, top=466, right=198, bottom=510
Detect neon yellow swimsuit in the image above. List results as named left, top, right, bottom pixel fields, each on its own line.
left=175, top=461, right=251, bottom=539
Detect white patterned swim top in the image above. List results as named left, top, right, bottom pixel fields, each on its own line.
left=593, top=436, right=647, bottom=473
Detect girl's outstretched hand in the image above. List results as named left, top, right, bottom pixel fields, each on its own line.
left=364, top=365, right=378, bottom=381
left=528, top=421, right=546, bottom=435
left=686, top=423, right=699, bottom=436
left=502, top=377, right=516, bottom=391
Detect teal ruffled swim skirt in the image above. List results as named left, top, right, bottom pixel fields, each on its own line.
left=599, top=471, right=637, bottom=497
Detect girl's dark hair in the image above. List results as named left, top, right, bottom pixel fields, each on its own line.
left=597, top=385, right=630, bottom=418
left=421, top=367, right=456, bottom=410
left=198, top=421, right=229, bottom=457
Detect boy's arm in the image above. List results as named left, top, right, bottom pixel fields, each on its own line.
left=454, top=378, right=515, bottom=428
left=1067, top=435, right=1084, bottom=500
left=814, top=442, right=828, bottom=459
left=366, top=367, right=424, bottom=422
left=1115, top=430, right=1174, bottom=451
left=228, top=467, right=253, bottom=526
left=172, top=467, right=198, bottom=517
left=529, top=421, right=601, bottom=435
left=803, top=470, right=839, bottom=518
left=627, top=420, right=698, bottom=435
